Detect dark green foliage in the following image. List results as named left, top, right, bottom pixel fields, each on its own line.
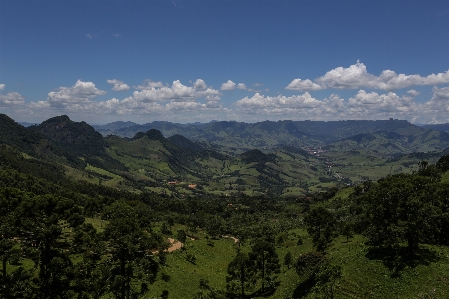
left=0, top=114, right=46, bottom=154
left=304, top=207, right=337, bottom=252
left=177, top=230, right=187, bottom=246
left=161, top=289, right=169, bottom=299
left=226, top=252, right=256, bottom=298
left=284, top=251, right=293, bottom=270
left=0, top=115, right=85, bottom=168
left=29, top=115, right=106, bottom=157
left=0, top=188, right=84, bottom=299
left=341, top=221, right=354, bottom=243
left=161, top=222, right=172, bottom=235
left=240, top=149, right=275, bottom=164
left=295, top=251, right=326, bottom=281
left=294, top=251, right=341, bottom=298
left=436, top=155, right=449, bottom=172
left=362, top=174, right=435, bottom=252
left=249, top=239, right=280, bottom=293
left=103, top=201, right=160, bottom=299
left=186, top=253, right=197, bottom=264
left=168, top=134, right=204, bottom=152
left=30, top=115, right=127, bottom=171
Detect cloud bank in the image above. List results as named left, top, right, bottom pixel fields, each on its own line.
left=286, top=60, right=449, bottom=91
left=4, top=62, right=449, bottom=124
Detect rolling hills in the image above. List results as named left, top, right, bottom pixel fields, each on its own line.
left=2, top=113, right=449, bottom=197
left=2, top=113, right=449, bottom=298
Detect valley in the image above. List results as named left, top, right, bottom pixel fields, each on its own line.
left=1, top=113, right=449, bottom=298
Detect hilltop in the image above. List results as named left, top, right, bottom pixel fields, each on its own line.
left=93, top=119, right=449, bottom=155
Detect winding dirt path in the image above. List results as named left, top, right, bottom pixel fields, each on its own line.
left=151, top=238, right=183, bottom=254
left=166, top=238, right=183, bottom=252
left=223, top=235, right=239, bottom=243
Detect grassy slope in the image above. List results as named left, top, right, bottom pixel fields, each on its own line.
left=101, top=135, right=445, bottom=197
left=141, top=228, right=449, bottom=298
left=7, top=195, right=447, bottom=299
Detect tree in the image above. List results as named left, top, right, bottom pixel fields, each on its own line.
left=304, top=207, right=337, bottom=252
left=205, top=215, right=224, bottom=239
left=0, top=188, right=23, bottom=297
left=284, top=251, right=293, bottom=270
left=294, top=251, right=326, bottom=282
left=15, top=193, right=84, bottom=299
left=295, top=251, right=341, bottom=298
left=436, top=155, right=449, bottom=173
left=363, top=174, right=434, bottom=253
left=177, top=230, right=187, bottom=248
left=312, top=263, right=341, bottom=299
left=249, top=239, right=280, bottom=293
left=103, top=201, right=160, bottom=299
left=226, top=252, right=256, bottom=298
left=341, top=221, right=354, bottom=243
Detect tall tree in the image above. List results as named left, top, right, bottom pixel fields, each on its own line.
left=103, top=201, right=160, bottom=299
left=304, top=207, right=337, bottom=252
left=15, top=193, right=84, bottom=299
left=249, top=239, right=280, bottom=293
left=226, top=252, right=256, bottom=298
left=364, top=174, right=434, bottom=253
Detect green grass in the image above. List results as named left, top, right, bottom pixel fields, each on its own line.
left=84, top=217, right=109, bottom=233
left=143, top=229, right=449, bottom=299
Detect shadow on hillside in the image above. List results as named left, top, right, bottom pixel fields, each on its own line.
left=291, top=277, right=316, bottom=298
left=249, top=281, right=281, bottom=298
left=365, top=246, right=440, bottom=277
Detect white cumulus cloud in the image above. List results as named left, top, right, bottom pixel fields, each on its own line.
left=421, top=87, right=449, bottom=115
left=47, top=80, right=106, bottom=107
left=237, top=83, right=247, bottom=90
left=406, top=89, right=420, bottom=97
left=107, top=79, right=130, bottom=91
left=0, top=84, right=5, bottom=90
left=221, top=80, right=236, bottom=90
left=287, top=61, right=449, bottom=91
left=130, top=80, right=219, bottom=103
left=347, top=90, right=416, bottom=114
left=286, top=79, right=323, bottom=91
left=0, top=92, right=25, bottom=106
left=193, top=79, right=207, bottom=90
left=235, top=92, right=322, bottom=110
left=221, top=80, right=248, bottom=91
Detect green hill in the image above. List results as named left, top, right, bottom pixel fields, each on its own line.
left=326, top=128, right=449, bottom=154
left=93, top=119, right=449, bottom=156
left=29, top=115, right=127, bottom=171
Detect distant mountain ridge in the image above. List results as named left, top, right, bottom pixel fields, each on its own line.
left=91, top=119, right=449, bottom=155
left=2, top=114, right=449, bottom=197
left=92, top=121, right=138, bottom=132
left=420, top=123, right=449, bottom=133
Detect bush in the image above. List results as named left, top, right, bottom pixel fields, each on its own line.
left=161, top=272, right=171, bottom=282
left=187, top=253, right=197, bottom=264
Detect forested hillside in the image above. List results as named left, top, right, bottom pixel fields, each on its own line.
left=1, top=114, right=449, bottom=298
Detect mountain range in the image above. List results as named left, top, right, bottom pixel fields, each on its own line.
left=1, top=114, right=448, bottom=197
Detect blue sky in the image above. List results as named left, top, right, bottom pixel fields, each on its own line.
left=1, top=0, right=449, bottom=124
